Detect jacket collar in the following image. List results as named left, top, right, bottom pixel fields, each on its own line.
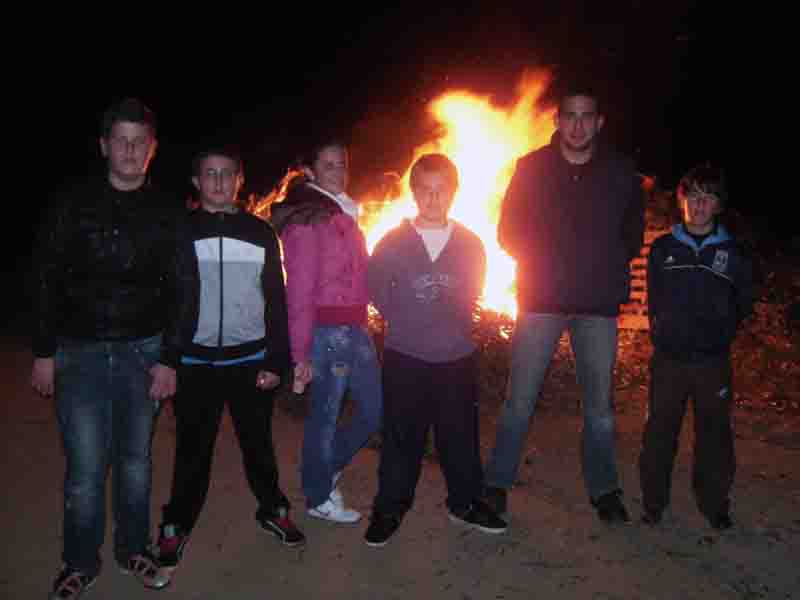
left=306, top=182, right=359, bottom=220
left=671, top=222, right=731, bottom=250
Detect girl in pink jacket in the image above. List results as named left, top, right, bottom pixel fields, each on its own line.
left=271, top=141, right=382, bottom=523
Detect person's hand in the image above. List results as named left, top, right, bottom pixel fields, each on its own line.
left=256, top=370, right=280, bottom=390
left=293, top=361, right=313, bottom=394
left=31, top=357, right=55, bottom=397
left=149, top=364, right=177, bottom=401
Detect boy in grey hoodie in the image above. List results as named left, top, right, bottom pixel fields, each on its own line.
left=364, top=154, right=507, bottom=547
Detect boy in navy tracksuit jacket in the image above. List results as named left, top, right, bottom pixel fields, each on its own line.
left=156, top=149, right=304, bottom=573
left=639, top=165, right=753, bottom=530
left=363, top=154, right=507, bottom=547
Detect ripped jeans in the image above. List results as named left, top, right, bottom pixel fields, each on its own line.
left=302, top=325, right=382, bottom=508
left=485, top=314, right=621, bottom=501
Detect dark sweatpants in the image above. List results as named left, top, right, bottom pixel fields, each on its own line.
left=162, top=362, right=289, bottom=532
left=373, top=349, right=483, bottom=516
left=639, top=352, right=735, bottom=519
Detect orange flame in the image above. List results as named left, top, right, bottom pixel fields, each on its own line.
left=360, top=70, right=556, bottom=318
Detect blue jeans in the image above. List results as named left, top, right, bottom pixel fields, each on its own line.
left=55, top=335, right=162, bottom=576
left=485, top=313, right=621, bottom=500
left=302, top=325, right=382, bottom=508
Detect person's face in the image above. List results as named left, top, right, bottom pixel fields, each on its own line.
left=192, top=155, right=243, bottom=212
left=555, top=95, right=604, bottom=154
left=679, top=188, right=721, bottom=234
left=411, top=170, right=456, bottom=227
left=309, top=145, right=349, bottom=195
left=100, top=121, right=157, bottom=184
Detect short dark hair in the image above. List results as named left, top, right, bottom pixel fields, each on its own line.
left=101, top=97, right=157, bottom=138
left=677, top=164, right=727, bottom=210
left=409, top=153, right=459, bottom=190
left=191, top=146, right=244, bottom=176
left=557, top=83, right=602, bottom=115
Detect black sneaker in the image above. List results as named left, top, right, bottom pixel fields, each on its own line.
left=483, top=485, right=508, bottom=516
left=708, top=512, right=733, bottom=531
left=156, top=523, right=189, bottom=570
left=592, top=490, right=631, bottom=524
left=50, top=566, right=97, bottom=600
left=364, top=512, right=402, bottom=547
left=640, top=509, right=663, bottom=526
left=448, top=500, right=507, bottom=534
left=257, top=507, right=306, bottom=547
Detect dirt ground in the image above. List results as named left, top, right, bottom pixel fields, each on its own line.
left=2, top=321, right=799, bottom=600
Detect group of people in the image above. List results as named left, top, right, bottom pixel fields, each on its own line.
left=32, top=87, right=751, bottom=600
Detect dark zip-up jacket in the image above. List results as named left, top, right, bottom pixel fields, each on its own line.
left=33, top=176, right=180, bottom=362
left=498, top=133, right=644, bottom=316
left=163, top=208, right=291, bottom=375
left=647, top=224, right=754, bottom=360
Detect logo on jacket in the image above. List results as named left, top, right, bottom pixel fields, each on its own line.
left=664, top=255, right=675, bottom=265
left=413, top=273, right=456, bottom=303
left=711, top=250, right=729, bottom=274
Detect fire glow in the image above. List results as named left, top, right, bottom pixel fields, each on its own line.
left=360, top=70, right=556, bottom=318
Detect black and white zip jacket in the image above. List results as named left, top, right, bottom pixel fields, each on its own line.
left=647, top=223, right=754, bottom=361
left=163, top=208, right=291, bottom=375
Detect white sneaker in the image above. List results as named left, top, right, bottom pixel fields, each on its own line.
left=330, top=471, right=344, bottom=507
left=308, top=498, right=361, bottom=523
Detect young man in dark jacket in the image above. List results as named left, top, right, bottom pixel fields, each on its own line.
left=364, top=154, right=506, bottom=547
left=639, top=165, right=753, bottom=530
left=484, top=86, right=645, bottom=523
left=155, top=148, right=304, bottom=574
left=31, top=98, right=177, bottom=599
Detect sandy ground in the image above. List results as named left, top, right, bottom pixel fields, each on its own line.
left=1, top=331, right=798, bottom=600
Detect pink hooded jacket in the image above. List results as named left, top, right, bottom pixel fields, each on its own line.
left=270, top=183, right=369, bottom=363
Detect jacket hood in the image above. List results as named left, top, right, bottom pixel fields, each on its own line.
left=269, top=182, right=342, bottom=235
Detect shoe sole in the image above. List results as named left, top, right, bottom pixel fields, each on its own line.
left=258, top=523, right=306, bottom=547
left=118, top=564, right=172, bottom=590
left=307, top=510, right=361, bottom=524
left=447, top=513, right=507, bottom=534
left=364, top=537, right=391, bottom=548
left=118, top=568, right=171, bottom=590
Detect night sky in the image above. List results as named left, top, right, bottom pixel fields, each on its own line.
left=16, top=2, right=745, bottom=278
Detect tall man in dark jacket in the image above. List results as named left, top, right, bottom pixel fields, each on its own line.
left=31, top=98, right=177, bottom=598
left=484, top=87, right=644, bottom=523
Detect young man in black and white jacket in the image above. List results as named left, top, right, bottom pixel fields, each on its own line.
left=156, top=148, right=304, bottom=575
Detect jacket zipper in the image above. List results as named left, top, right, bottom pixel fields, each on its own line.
left=689, top=243, right=702, bottom=353
left=217, top=216, right=225, bottom=357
